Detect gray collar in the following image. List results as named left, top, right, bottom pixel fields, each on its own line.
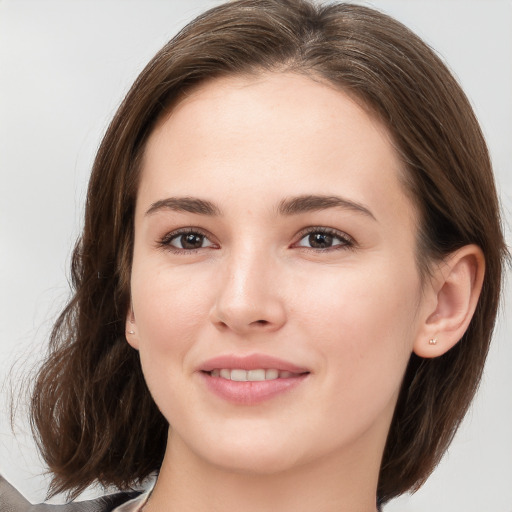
left=0, top=475, right=141, bottom=512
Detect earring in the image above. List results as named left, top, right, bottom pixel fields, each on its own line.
left=128, top=330, right=135, bottom=335
left=428, top=338, right=437, bottom=345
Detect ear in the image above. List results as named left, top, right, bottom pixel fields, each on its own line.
left=414, top=244, right=485, bottom=358
left=125, top=303, right=140, bottom=350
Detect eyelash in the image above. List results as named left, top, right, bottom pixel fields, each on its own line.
left=294, top=227, right=355, bottom=252
left=157, top=226, right=355, bottom=254
left=157, top=227, right=215, bottom=254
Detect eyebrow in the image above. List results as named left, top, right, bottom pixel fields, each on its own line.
left=277, top=194, right=376, bottom=220
left=145, top=194, right=376, bottom=221
left=146, top=197, right=221, bottom=216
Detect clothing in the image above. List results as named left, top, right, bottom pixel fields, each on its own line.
left=111, top=493, right=149, bottom=512
left=1, top=474, right=383, bottom=511
left=0, top=475, right=141, bottom=512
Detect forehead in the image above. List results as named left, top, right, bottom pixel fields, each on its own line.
left=154, top=72, right=392, bottom=153
left=139, top=72, right=413, bottom=225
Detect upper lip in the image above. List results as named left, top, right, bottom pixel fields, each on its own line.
left=199, top=354, right=309, bottom=373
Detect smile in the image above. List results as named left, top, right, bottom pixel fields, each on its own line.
left=199, top=355, right=310, bottom=405
left=208, top=369, right=302, bottom=381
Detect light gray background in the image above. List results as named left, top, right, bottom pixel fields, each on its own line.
left=1, top=1, right=511, bottom=510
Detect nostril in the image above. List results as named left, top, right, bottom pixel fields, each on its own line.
left=254, top=319, right=269, bottom=325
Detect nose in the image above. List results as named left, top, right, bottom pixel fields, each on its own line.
left=209, top=248, right=287, bottom=335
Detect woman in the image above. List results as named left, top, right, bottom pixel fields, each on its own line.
left=1, top=1, right=507, bottom=511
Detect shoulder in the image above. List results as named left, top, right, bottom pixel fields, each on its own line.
left=0, top=474, right=142, bottom=512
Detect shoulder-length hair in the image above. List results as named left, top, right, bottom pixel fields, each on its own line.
left=30, top=0, right=506, bottom=504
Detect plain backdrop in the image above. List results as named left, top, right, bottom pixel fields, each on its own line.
left=1, top=1, right=511, bottom=510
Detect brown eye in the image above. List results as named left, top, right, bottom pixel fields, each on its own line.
left=180, top=233, right=204, bottom=249
left=167, top=231, right=214, bottom=250
left=296, top=229, right=353, bottom=250
left=308, top=232, right=333, bottom=249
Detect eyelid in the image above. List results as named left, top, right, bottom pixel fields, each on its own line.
left=158, top=227, right=218, bottom=252
left=156, top=225, right=355, bottom=253
left=293, top=226, right=355, bottom=250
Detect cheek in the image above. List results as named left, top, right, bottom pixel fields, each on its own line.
left=296, top=259, right=419, bottom=341
left=133, top=263, right=208, bottom=338
left=130, top=264, right=213, bottom=420
left=294, top=260, right=420, bottom=413
left=130, top=262, right=215, bottom=396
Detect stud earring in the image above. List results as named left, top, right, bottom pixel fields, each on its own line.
left=428, top=338, right=437, bottom=345
left=128, top=330, right=135, bottom=335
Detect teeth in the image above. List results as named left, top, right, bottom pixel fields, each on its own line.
left=209, top=369, right=299, bottom=381
left=265, top=369, right=279, bottom=380
left=231, top=369, right=248, bottom=382
left=247, top=369, right=265, bottom=381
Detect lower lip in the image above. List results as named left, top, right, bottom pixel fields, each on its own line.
left=199, top=372, right=309, bottom=405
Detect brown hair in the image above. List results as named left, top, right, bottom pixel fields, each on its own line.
left=30, top=0, right=506, bottom=504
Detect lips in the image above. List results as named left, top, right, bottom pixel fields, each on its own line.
left=198, top=354, right=310, bottom=405
left=210, top=368, right=299, bottom=381
left=200, top=354, right=309, bottom=373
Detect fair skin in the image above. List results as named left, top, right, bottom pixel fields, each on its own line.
left=126, top=72, right=484, bottom=512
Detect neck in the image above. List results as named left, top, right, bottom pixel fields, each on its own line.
left=144, top=430, right=382, bottom=512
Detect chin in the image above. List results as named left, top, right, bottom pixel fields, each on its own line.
left=181, top=428, right=310, bottom=476
left=209, top=446, right=305, bottom=476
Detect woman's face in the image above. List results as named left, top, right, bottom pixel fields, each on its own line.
left=128, top=72, right=432, bottom=475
